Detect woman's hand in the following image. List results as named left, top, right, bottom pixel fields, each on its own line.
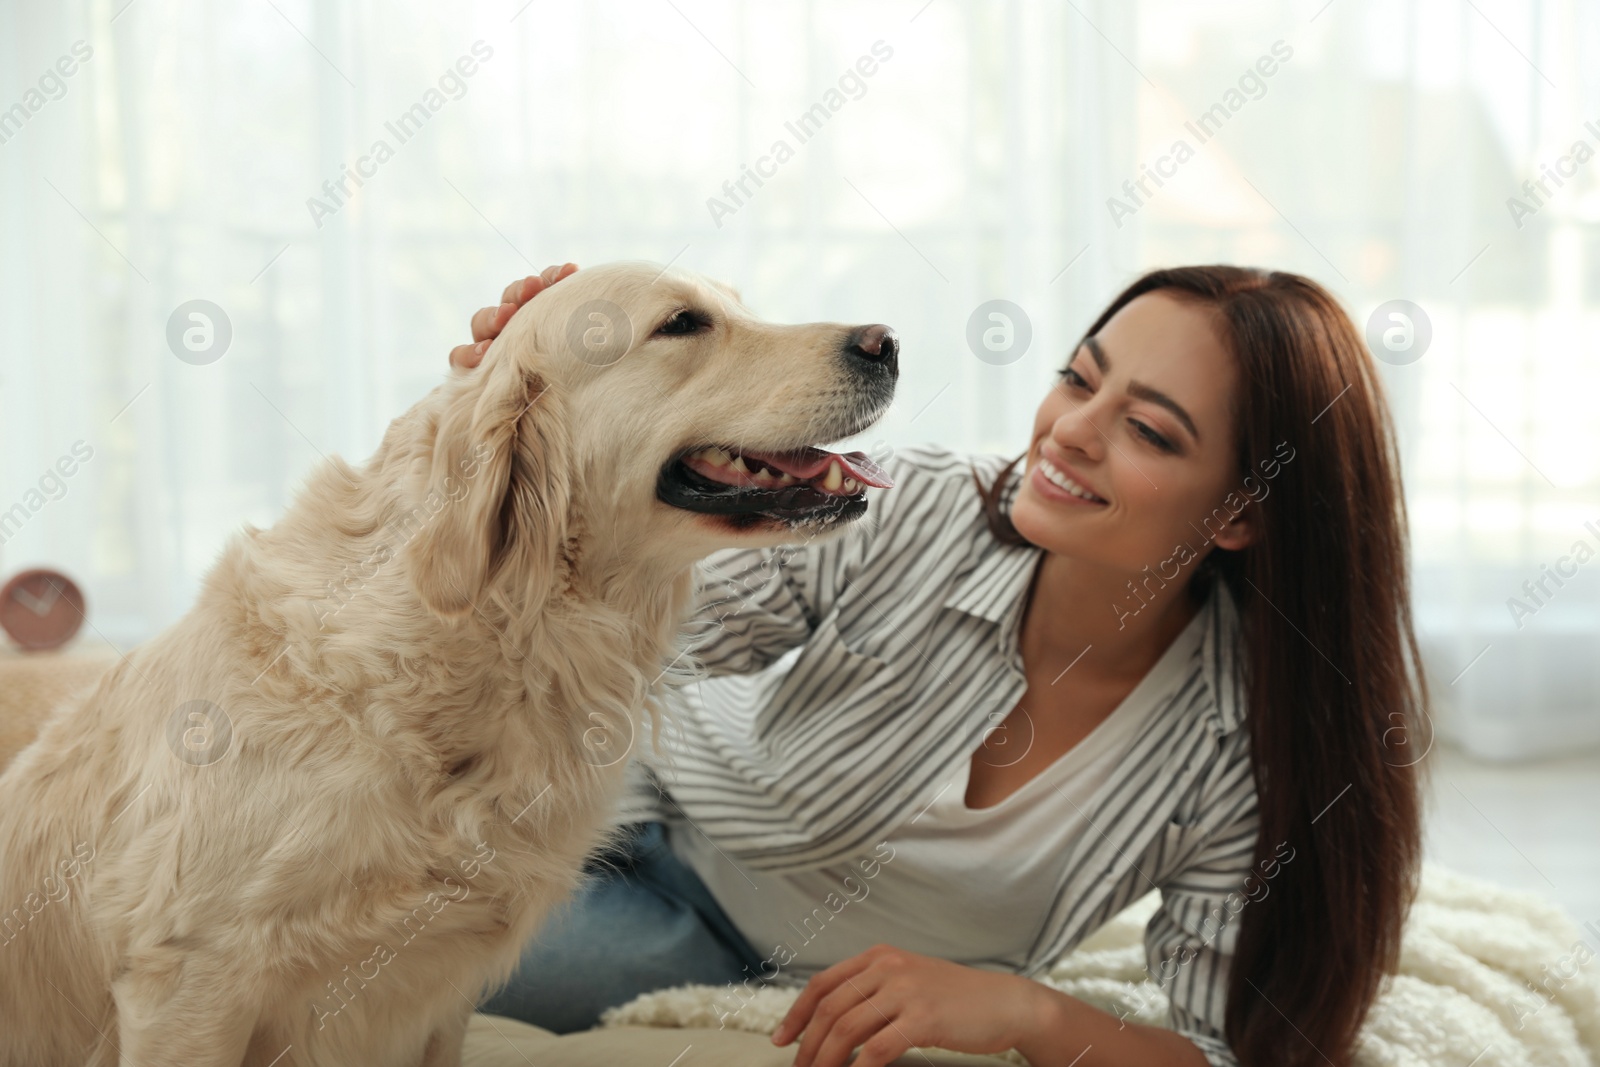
left=772, top=945, right=1053, bottom=1067
left=449, top=262, right=578, bottom=370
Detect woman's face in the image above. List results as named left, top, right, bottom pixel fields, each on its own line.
left=1009, top=290, right=1256, bottom=578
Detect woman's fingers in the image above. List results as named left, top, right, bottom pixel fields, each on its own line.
left=501, top=275, right=534, bottom=304
left=449, top=340, right=489, bottom=370
left=774, top=951, right=878, bottom=1046
left=804, top=999, right=895, bottom=1067
left=456, top=264, right=579, bottom=371
left=849, top=1028, right=917, bottom=1067
left=470, top=303, right=509, bottom=343
left=500, top=263, right=576, bottom=305
left=542, top=262, right=577, bottom=287
left=480, top=266, right=579, bottom=340
left=792, top=983, right=870, bottom=1067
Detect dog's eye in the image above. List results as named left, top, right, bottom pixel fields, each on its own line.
left=656, top=310, right=710, bottom=337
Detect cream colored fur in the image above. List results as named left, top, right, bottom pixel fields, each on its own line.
left=0, top=262, right=891, bottom=1067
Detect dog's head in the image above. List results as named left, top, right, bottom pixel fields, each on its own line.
left=401, top=261, right=898, bottom=618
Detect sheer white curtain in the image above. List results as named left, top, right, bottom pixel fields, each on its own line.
left=1, top=0, right=1594, bottom=758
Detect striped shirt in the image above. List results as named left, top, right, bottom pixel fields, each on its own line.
left=619, top=444, right=1259, bottom=1067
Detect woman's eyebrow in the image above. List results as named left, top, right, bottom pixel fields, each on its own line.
left=1080, top=335, right=1202, bottom=445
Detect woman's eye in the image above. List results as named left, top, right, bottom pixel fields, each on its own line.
left=1057, top=367, right=1175, bottom=452
left=657, top=310, right=707, bottom=336
left=1131, top=420, right=1174, bottom=452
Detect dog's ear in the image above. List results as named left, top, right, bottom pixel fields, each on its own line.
left=405, top=355, right=570, bottom=619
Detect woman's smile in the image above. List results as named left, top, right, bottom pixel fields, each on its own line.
left=1029, top=454, right=1108, bottom=506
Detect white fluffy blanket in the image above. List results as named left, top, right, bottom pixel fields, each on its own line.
left=601, top=864, right=1600, bottom=1066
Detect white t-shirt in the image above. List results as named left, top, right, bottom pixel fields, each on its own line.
left=669, top=601, right=1208, bottom=982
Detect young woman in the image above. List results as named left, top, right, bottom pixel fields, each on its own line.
left=451, top=263, right=1431, bottom=1067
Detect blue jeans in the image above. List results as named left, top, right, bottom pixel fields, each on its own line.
left=476, top=821, right=769, bottom=1033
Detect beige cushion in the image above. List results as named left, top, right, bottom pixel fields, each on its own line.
left=0, top=651, right=116, bottom=772
left=464, top=1014, right=1016, bottom=1067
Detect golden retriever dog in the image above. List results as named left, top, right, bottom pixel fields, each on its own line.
left=0, top=261, right=898, bottom=1067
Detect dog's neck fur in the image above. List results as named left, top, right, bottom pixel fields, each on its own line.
left=211, top=447, right=698, bottom=805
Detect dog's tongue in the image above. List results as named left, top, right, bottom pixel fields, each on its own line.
left=742, top=447, right=894, bottom=488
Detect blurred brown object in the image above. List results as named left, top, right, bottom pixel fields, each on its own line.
left=0, top=653, right=114, bottom=774
left=0, top=569, right=87, bottom=651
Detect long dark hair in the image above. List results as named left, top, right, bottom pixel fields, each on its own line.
left=977, top=266, right=1429, bottom=1066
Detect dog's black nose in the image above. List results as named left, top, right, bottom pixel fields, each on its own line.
left=845, top=324, right=899, bottom=376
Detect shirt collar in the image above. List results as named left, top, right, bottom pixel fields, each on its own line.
left=944, top=455, right=1248, bottom=736
left=943, top=460, right=1041, bottom=625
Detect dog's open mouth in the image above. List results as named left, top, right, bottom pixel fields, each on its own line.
left=658, top=445, right=894, bottom=526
